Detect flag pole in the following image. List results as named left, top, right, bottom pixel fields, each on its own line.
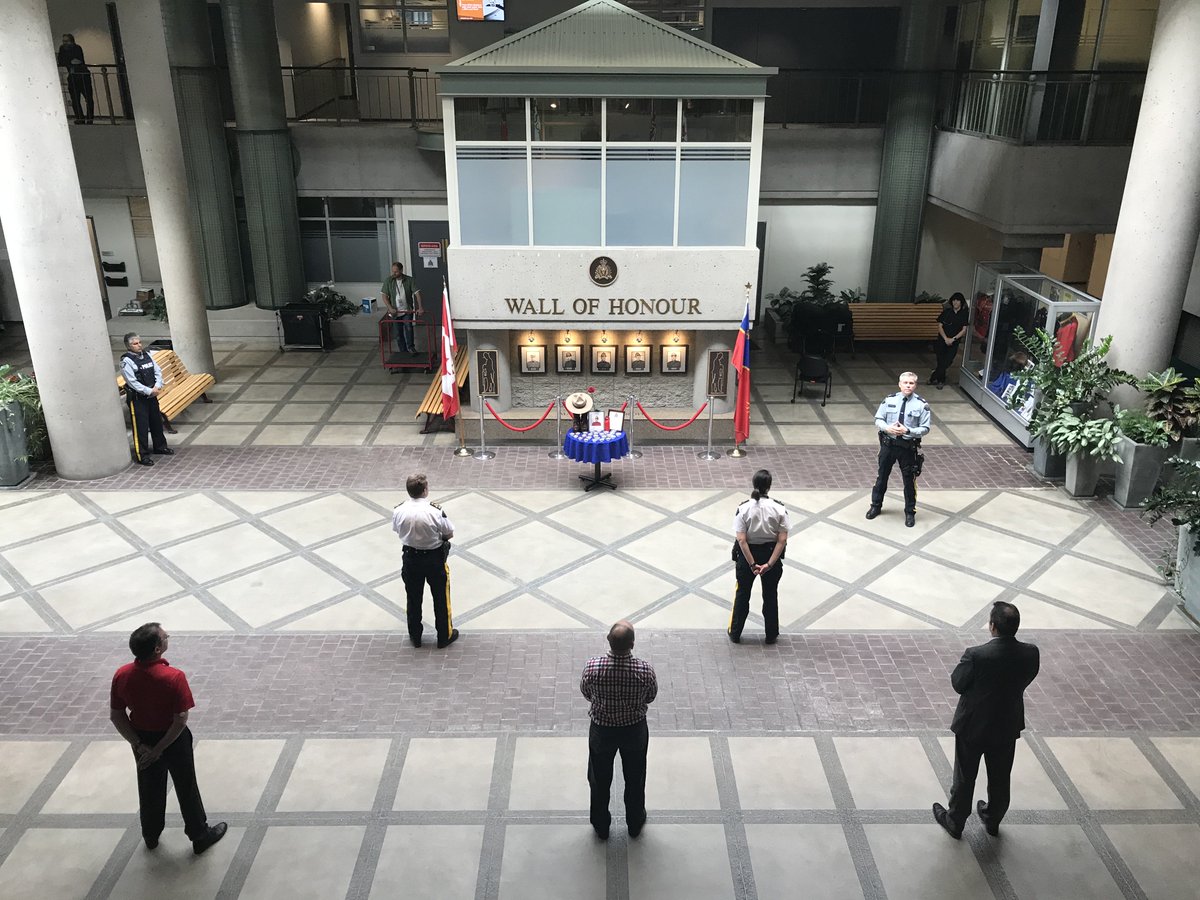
left=441, top=278, right=473, bottom=457
left=728, top=285, right=753, bottom=458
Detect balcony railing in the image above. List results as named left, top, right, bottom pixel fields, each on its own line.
left=281, top=65, right=441, bottom=126
left=939, top=69, right=1145, bottom=144
left=58, top=64, right=131, bottom=124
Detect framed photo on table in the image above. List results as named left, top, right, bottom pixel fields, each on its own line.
left=624, top=345, right=651, bottom=376
left=520, top=344, right=546, bottom=374
left=556, top=344, right=582, bottom=374
left=607, top=408, right=625, bottom=432
left=590, top=345, right=617, bottom=376
left=660, top=344, right=688, bottom=375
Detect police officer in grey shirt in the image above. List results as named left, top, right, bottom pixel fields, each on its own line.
left=728, top=469, right=790, bottom=644
left=866, top=371, right=931, bottom=528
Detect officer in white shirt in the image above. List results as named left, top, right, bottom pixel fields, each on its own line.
left=392, top=474, right=458, bottom=648
left=866, top=371, right=932, bottom=528
left=729, top=469, right=790, bottom=645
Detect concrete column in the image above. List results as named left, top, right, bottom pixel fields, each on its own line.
left=0, top=0, right=130, bottom=478
left=164, top=0, right=246, bottom=312
left=121, top=0, right=217, bottom=376
left=220, top=0, right=306, bottom=309
left=1101, top=0, right=1200, bottom=378
left=867, top=0, right=940, bottom=302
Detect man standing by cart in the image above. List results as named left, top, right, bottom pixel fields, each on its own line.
left=380, top=261, right=423, bottom=356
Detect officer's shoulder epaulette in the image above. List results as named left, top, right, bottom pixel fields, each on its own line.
left=914, top=393, right=926, bottom=402
left=430, top=501, right=443, bottom=510
left=769, top=497, right=785, bottom=507
left=735, top=498, right=750, bottom=510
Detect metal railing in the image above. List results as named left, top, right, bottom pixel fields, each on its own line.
left=939, top=69, right=1145, bottom=144
left=765, top=69, right=891, bottom=127
left=281, top=65, right=441, bottom=126
left=58, top=64, right=131, bottom=123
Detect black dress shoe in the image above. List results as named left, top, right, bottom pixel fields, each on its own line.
left=628, top=815, right=646, bottom=838
left=728, top=632, right=741, bottom=644
left=865, top=505, right=881, bottom=520
left=977, top=800, right=999, bottom=836
left=153, top=447, right=174, bottom=455
left=192, top=821, right=227, bottom=855
left=136, top=457, right=155, bottom=466
left=765, top=635, right=777, bottom=645
left=145, top=835, right=159, bottom=850
left=932, top=803, right=962, bottom=839
left=905, top=512, right=915, bottom=527
left=409, top=635, right=422, bottom=648
left=593, top=824, right=609, bottom=840
left=436, top=628, right=460, bottom=649
left=164, top=423, right=178, bottom=434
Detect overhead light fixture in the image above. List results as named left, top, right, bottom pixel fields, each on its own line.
left=623, top=102, right=631, bottom=110
left=549, top=101, right=558, bottom=109
left=527, top=331, right=536, bottom=343
left=672, top=330, right=680, bottom=344
left=601, top=330, right=608, bottom=344
left=635, top=331, right=644, bottom=344
left=563, top=332, right=571, bottom=344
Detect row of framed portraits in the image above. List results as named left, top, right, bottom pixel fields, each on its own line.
left=519, top=344, right=688, bottom=376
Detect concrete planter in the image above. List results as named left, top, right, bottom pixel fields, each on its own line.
left=1065, top=450, right=1100, bottom=497
left=1113, top=436, right=1168, bottom=509
left=1032, top=436, right=1066, bottom=479
left=0, top=401, right=31, bottom=488
left=762, top=308, right=788, bottom=345
left=1176, top=527, right=1200, bottom=622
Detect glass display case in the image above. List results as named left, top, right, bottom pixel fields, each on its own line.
left=960, top=261, right=1102, bottom=448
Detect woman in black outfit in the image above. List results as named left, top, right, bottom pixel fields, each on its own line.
left=931, top=292, right=969, bottom=388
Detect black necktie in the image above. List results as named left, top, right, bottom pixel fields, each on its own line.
left=897, top=397, right=909, bottom=436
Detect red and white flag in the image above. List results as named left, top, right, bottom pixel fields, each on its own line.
left=440, top=283, right=460, bottom=420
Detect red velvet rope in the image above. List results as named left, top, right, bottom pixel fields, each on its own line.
left=635, top=401, right=709, bottom=431
left=485, top=400, right=556, bottom=432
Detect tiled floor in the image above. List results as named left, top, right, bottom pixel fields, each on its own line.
left=1, top=329, right=1198, bottom=898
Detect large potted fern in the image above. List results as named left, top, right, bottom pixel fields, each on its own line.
left=1042, top=409, right=1122, bottom=497
left=1144, top=457, right=1200, bottom=621
left=0, top=365, right=47, bottom=487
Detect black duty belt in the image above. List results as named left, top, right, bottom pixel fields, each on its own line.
left=402, top=545, right=442, bottom=555
left=880, top=434, right=919, bottom=446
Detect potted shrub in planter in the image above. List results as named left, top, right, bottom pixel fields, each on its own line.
left=1112, top=408, right=1171, bottom=508
left=1139, top=368, right=1200, bottom=469
left=1010, top=329, right=1133, bottom=478
left=764, top=286, right=798, bottom=346
left=0, top=365, right=48, bottom=487
left=1042, top=409, right=1122, bottom=497
left=1144, top=457, right=1200, bottom=621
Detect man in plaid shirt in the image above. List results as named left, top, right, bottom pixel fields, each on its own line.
left=581, top=620, right=658, bottom=839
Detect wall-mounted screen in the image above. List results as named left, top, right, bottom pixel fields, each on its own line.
left=457, top=0, right=504, bottom=21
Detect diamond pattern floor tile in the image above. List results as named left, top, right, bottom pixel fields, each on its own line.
left=208, top=557, right=349, bottom=628
left=619, top=521, right=731, bottom=582
left=4, top=522, right=138, bottom=586
left=159, top=522, right=290, bottom=582
left=262, top=494, right=382, bottom=545
left=469, top=521, right=597, bottom=579
left=809, top=595, right=936, bottom=631
left=116, top=493, right=241, bottom=545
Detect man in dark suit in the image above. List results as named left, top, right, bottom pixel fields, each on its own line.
left=933, top=601, right=1040, bottom=839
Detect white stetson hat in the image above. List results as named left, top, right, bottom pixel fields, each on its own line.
left=565, top=391, right=594, bottom=414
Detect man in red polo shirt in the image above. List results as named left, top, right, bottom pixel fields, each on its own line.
left=109, top=623, right=227, bottom=854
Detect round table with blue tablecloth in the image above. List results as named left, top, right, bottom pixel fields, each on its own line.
left=562, top=430, right=629, bottom=491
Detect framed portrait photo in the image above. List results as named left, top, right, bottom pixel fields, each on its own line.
left=556, top=344, right=582, bottom=375
left=520, top=344, right=546, bottom=375
left=624, top=345, right=651, bottom=376
left=660, top=344, right=688, bottom=376
left=590, top=345, right=617, bottom=376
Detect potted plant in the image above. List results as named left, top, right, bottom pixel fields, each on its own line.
left=1112, top=407, right=1171, bottom=508
left=1144, top=456, right=1200, bottom=620
left=0, top=365, right=48, bottom=487
left=1010, top=329, right=1134, bottom=478
left=305, top=282, right=360, bottom=321
left=1041, top=409, right=1122, bottom=497
left=1139, top=367, right=1200, bottom=464
left=789, top=262, right=851, bottom=356
left=764, top=286, right=799, bottom=345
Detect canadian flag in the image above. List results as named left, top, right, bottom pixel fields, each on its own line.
left=440, top=283, right=460, bottom=420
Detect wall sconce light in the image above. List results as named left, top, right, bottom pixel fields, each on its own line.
left=600, top=330, right=608, bottom=344
left=549, top=101, right=558, bottom=110
left=672, top=330, right=680, bottom=344
left=635, top=331, right=644, bottom=344
left=527, top=331, right=536, bottom=343
left=563, top=332, right=572, bottom=344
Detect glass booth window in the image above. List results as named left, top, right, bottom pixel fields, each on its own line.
left=531, top=148, right=601, bottom=246
left=531, top=98, right=601, bottom=141
left=606, top=99, right=677, bottom=142
left=983, top=284, right=1040, bottom=414
left=457, top=150, right=529, bottom=245
left=359, top=1, right=449, bottom=54
left=299, top=197, right=396, bottom=283
left=677, top=149, right=749, bottom=246
left=455, top=97, right=527, bottom=142
left=606, top=148, right=675, bottom=246
left=682, top=99, right=752, bottom=142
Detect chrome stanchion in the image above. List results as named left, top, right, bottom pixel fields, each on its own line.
left=727, top=442, right=747, bottom=458
left=473, top=403, right=495, bottom=460
left=548, top=395, right=566, bottom=459
left=625, top=394, right=643, bottom=459
left=697, top=396, right=721, bottom=461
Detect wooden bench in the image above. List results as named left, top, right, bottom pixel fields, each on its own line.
left=117, top=349, right=215, bottom=420
left=850, top=303, right=944, bottom=342
left=416, top=345, right=469, bottom=433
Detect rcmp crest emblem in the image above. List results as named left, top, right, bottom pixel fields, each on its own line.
left=589, top=256, right=617, bottom=287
